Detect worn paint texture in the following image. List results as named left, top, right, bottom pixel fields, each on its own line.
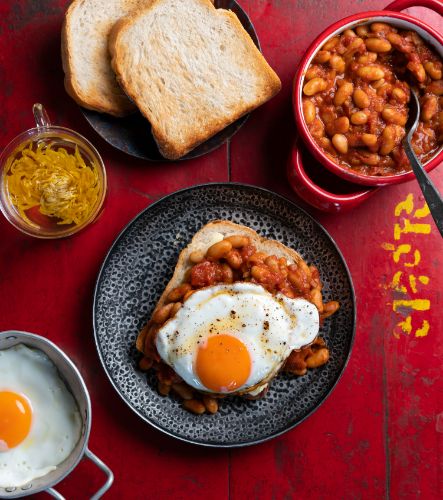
left=0, top=0, right=442, bottom=498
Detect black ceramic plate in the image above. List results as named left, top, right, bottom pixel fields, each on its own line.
left=81, top=0, right=260, bottom=161
left=93, top=184, right=356, bottom=447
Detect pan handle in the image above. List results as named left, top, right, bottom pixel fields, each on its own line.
left=84, top=448, right=114, bottom=500
left=44, top=448, right=113, bottom=499
left=45, top=488, right=65, bottom=500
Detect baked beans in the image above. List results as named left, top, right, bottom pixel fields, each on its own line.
left=302, top=23, right=443, bottom=176
left=202, top=396, right=219, bottom=414
left=141, top=234, right=340, bottom=414
left=183, top=399, right=206, bottom=415
left=284, top=337, right=329, bottom=375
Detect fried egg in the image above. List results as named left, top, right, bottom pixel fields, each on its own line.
left=155, top=282, right=319, bottom=394
left=0, top=344, right=82, bottom=488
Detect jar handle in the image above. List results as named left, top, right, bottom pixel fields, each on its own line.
left=385, top=0, right=443, bottom=15
left=33, top=103, right=52, bottom=129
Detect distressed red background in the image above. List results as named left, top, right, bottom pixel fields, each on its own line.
left=0, top=0, right=442, bottom=498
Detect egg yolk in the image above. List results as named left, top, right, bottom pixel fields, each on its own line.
left=0, top=391, right=32, bottom=451
left=195, top=334, right=251, bottom=392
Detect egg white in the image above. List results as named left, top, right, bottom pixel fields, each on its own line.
left=0, top=345, right=82, bottom=488
left=155, top=282, right=319, bottom=394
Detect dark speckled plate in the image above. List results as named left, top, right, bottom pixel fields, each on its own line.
left=81, top=0, right=260, bottom=161
left=93, top=184, right=356, bottom=447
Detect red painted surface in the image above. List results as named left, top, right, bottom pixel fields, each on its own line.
left=0, top=1, right=442, bottom=499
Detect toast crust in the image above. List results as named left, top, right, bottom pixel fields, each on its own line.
left=109, top=0, right=281, bottom=158
left=136, top=220, right=305, bottom=353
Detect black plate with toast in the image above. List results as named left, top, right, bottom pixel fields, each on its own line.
left=81, top=0, right=260, bottom=161
left=93, top=184, right=356, bottom=447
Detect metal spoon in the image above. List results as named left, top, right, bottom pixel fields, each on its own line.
left=402, top=89, right=443, bottom=237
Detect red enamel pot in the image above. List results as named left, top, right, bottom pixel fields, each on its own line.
left=293, top=0, right=443, bottom=187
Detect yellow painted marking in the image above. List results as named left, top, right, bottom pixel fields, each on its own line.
left=394, top=193, right=414, bottom=216
left=393, top=299, right=430, bottom=312
left=404, top=250, right=421, bottom=268
left=391, top=273, right=429, bottom=294
left=383, top=243, right=421, bottom=267
left=392, top=271, right=407, bottom=293
left=414, top=202, right=430, bottom=219
left=408, top=275, right=430, bottom=293
left=409, top=275, right=418, bottom=294
left=383, top=243, right=409, bottom=262
left=395, top=316, right=413, bottom=338
left=388, top=195, right=431, bottom=341
left=382, top=243, right=395, bottom=251
left=415, top=320, right=430, bottom=337
left=394, top=220, right=431, bottom=240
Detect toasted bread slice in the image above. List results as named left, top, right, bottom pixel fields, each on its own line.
left=62, top=0, right=152, bottom=116
left=136, top=220, right=306, bottom=353
left=109, top=0, right=281, bottom=158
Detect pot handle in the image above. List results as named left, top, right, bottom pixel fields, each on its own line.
left=385, top=0, right=443, bottom=15
left=44, top=448, right=114, bottom=500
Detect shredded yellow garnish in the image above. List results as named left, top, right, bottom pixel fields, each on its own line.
left=5, top=142, right=100, bottom=226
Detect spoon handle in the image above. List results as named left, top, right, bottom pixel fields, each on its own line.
left=403, top=141, right=443, bottom=238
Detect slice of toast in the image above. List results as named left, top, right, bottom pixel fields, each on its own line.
left=137, top=220, right=306, bottom=353
left=109, top=0, right=281, bottom=159
left=62, top=0, right=152, bottom=116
